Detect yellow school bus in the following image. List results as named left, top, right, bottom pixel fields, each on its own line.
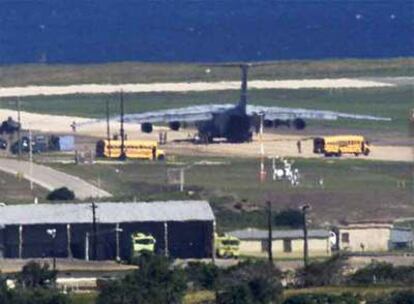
left=313, top=135, right=370, bottom=157
left=96, top=139, right=165, bottom=160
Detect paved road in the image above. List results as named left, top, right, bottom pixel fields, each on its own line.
left=0, top=158, right=111, bottom=199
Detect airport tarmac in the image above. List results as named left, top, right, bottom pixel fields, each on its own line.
left=0, top=109, right=412, bottom=163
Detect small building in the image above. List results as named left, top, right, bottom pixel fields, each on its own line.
left=228, top=228, right=331, bottom=258
left=337, top=221, right=394, bottom=252
left=0, top=201, right=215, bottom=260
left=390, top=227, right=414, bottom=250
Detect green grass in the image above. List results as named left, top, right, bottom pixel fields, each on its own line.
left=0, top=58, right=413, bottom=87
left=50, top=156, right=413, bottom=230
left=0, top=171, right=46, bottom=203
left=0, top=86, right=411, bottom=134
left=70, top=293, right=97, bottom=304
left=284, top=285, right=414, bottom=297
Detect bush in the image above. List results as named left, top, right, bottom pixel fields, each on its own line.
left=16, top=261, right=57, bottom=289
left=296, top=254, right=347, bottom=287
left=186, top=262, right=220, bottom=290
left=97, top=254, right=187, bottom=304
left=217, top=260, right=283, bottom=304
left=350, top=261, right=414, bottom=285
left=273, top=209, right=303, bottom=228
left=0, top=261, right=70, bottom=304
left=283, top=293, right=360, bottom=304
left=47, top=187, right=75, bottom=201
left=367, top=290, right=414, bottom=304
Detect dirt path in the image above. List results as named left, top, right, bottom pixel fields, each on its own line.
left=0, top=78, right=393, bottom=98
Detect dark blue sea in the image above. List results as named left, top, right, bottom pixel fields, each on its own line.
left=0, top=0, right=413, bottom=64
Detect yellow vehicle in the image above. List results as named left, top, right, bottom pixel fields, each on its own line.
left=313, top=135, right=370, bottom=157
left=215, top=233, right=240, bottom=258
left=96, top=139, right=165, bottom=160
left=131, top=232, right=156, bottom=257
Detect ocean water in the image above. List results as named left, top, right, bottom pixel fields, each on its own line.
left=0, top=0, right=412, bottom=64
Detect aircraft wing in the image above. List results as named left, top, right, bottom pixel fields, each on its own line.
left=247, top=105, right=392, bottom=121
left=77, top=104, right=235, bottom=126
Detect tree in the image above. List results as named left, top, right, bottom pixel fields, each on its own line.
left=16, top=261, right=57, bottom=289
left=97, top=253, right=187, bottom=304
left=47, top=187, right=75, bottom=201
left=296, top=254, right=347, bottom=287
left=186, top=262, right=220, bottom=290
left=0, top=261, right=69, bottom=304
left=273, top=209, right=303, bottom=228
left=217, top=260, right=283, bottom=304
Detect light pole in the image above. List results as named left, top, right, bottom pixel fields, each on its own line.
left=46, top=228, right=57, bottom=272
left=115, top=225, right=123, bottom=262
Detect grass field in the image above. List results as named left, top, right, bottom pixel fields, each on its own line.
left=0, top=170, right=46, bottom=203
left=0, top=86, right=411, bottom=134
left=50, top=156, right=413, bottom=230
left=0, top=58, right=413, bottom=87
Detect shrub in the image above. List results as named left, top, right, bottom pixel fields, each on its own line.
left=16, top=261, right=57, bottom=289
left=367, top=290, right=414, bottom=304
left=217, top=260, right=283, bottom=304
left=350, top=261, right=414, bottom=285
left=186, top=262, right=220, bottom=290
left=296, top=254, right=347, bottom=287
left=47, top=187, right=75, bottom=201
left=97, top=254, right=187, bottom=304
left=283, top=293, right=360, bottom=304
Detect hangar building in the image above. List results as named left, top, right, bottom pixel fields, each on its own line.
left=0, top=201, right=215, bottom=260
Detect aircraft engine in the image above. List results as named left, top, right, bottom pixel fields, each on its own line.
left=141, top=122, right=153, bottom=133
left=293, top=118, right=306, bottom=130
left=263, top=119, right=273, bottom=128
left=169, top=121, right=181, bottom=131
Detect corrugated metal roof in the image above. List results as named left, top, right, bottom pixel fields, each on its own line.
left=390, top=228, right=414, bottom=243
left=228, top=228, right=330, bottom=240
left=0, top=201, right=214, bottom=225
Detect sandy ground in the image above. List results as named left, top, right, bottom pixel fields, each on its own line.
left=0, top=109, right=412, bottom=163
left=0, top=78, right=394, bottom=97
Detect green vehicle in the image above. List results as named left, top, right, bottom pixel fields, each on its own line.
left=131, top=232, right=156, bottom=257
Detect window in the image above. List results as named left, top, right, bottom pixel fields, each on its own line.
left=341, top=233, right=350, bottom=243
left=283, top=239, right=292, bottom=253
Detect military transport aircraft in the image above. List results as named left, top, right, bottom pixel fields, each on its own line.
left=79, top=64, right=391, bottom=143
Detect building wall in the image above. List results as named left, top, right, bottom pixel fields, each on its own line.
left=0, top=220, right=213, bottom=260
left=338, top=227, right=391, bottom=252
left=239, top=238, right=331, bottom=258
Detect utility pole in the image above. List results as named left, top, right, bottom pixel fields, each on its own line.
left=28, top=129, right=33, bottom=191
left=119, top=90, right=126, bottom=160
left=106, top=98, right=112, bottom=157
left=302, top=204, right=310, bottom=268
left=91, top=202, right=98, bottom=260
left=16, top=97, right=21, bottom=159
left=267, top=201, right=273, bottom=263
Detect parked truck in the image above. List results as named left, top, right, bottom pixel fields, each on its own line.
left=131, top=232, right=156, bottom=257
left=215, top=233, right=240, bottom=258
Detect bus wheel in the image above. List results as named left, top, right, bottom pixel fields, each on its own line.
left=354, top=153, right=359, bottom=157
left=337, top=151, right=342, bottom=157
left=324, top=153, right=331, bottom=157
